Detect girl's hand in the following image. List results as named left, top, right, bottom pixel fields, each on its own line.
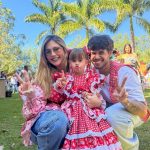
left=15, top=71, right=35, bottom=98
left=82, top=92, right=102, bottom=108
left=55, top=70, right=67, bottom=89
left=112, top=77, right=128, bottom=104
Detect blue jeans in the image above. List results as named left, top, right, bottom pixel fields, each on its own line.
left=30, top=110, right=69, bottom=150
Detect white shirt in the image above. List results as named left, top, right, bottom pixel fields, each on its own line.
left=101, top=66, right=145, bottom=103
left=10, top=76, right=17, bottom=85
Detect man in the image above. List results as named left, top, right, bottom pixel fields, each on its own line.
left=87, top=35, right=149, bottom=150
left=10, top=75, right=18, bottom=93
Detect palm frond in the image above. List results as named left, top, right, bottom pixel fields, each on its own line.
left=32, top=0, right=52, bottom=16
left=136, top=0, right=150, bottom=15
left=93, top=0, right=119, bottom=13
left=132, top=0, right=142, bottom=11
left=35, top=30, right=49, bottom=45
left=57, top=21, right=82, bottom=36
left=103, top=21, right=117, bottom=32
left=113, top=1, right=132, bottom=27
left=77, top=0, right=83, bottom=8
left=136, top=16, right=150, bottom=34
left=61, top=2, right=81, bottom=17
left=48, top=0, right=61, bottom=11
left=49, top=0, right=54, bottom=10
left=86, top=0, right=93, bottom=18
left=89, top=18, right=105, bottom=31
left=25, top=14, right=49, bottom=25
left=144, top=0, right=150, bottom=10
left=48, top=11, right=62, bottom=26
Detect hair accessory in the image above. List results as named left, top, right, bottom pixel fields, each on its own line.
left=67, top=48, right=72, bottom=55
left=83, top=46, right=90, bottom=55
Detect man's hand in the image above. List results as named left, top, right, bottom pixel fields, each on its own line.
left=113, top=77, right=128, bottom=104
left=112, top=76, right=148, bottom=119
left=82, top=92, right=102, bottom=108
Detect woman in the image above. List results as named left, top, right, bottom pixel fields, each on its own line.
left=120, top=44, right=139, bottom=68
left=16, top=35, right=69, bottom=150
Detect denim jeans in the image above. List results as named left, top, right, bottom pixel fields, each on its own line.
left=30, top=110, right=69, bottom=150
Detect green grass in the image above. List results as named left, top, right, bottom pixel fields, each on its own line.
left=0, top=90, right=150, bottom=150
left=0, top=94, right=35, bottom=150
left=136, top=88, right=150, bottom=150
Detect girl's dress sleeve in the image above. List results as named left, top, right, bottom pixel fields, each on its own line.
left=53, top=74, right=74, bottom=98
left=88, top=70, right=106, bottom=109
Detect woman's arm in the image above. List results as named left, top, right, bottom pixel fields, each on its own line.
left=49, top=87, right=66, bottom=104
left=21, top=84, right=46, bottom=120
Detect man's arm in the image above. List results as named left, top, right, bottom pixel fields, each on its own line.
left=118, top=66, right=148, bottom=119
left=121, top=99, right=148, bottom=119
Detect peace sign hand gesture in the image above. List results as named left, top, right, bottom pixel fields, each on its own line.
left=15, top=70, right=35, bottom=98
left=112, top=77, right=128, bottom=104
left=55, top=70, right=67, bottom=90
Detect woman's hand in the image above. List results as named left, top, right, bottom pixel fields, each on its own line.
left=82, top=92, right=102, bottom=108
left=15, top=70, right=35, bottom=98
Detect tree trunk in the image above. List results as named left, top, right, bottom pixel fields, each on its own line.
left=86, top=26, right=90, bottom=40
left=129, top=16, right=135, bottom=52
left=52, top=23, right=56, bottom=34
left=52, top=27, right=55, bottom=34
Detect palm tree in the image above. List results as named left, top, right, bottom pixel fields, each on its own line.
left=60, top=0, right=107, bottom=40
left=111, top=0, right=150, bottom=51
left=25, top=0, right=70, bottom=44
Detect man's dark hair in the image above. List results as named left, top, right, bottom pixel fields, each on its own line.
left=87, top=35, right=114, bottom=51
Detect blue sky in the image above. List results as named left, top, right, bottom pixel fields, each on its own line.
left=2, top=0, right=150, bottom=49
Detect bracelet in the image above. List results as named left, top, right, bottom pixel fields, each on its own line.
left=122, top=99, right=130, bottom=108
left=125, top=101, right=130, bottom=108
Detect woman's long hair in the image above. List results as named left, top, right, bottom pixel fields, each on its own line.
left=35, top=35, right=68, bottom=98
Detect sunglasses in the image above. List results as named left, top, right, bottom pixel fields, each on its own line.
left=45, top=47, right=62, bottom=55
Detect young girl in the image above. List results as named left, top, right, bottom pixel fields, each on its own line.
left=53, top=48, right=122, bottom=150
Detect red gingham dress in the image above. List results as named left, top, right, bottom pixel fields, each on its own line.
left=53, top=70, right=122, bottom=150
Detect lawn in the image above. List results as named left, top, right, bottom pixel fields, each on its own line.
left=0, top=89, right=150, bottom=150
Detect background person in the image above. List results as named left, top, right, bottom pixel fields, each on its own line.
left=0, top=71, right=7, bottom=79
left=111, top=48, right=120, bottom=61
left=119, top=44, right=140, bottom=69
left=10, top=75, right=18, bottom=93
